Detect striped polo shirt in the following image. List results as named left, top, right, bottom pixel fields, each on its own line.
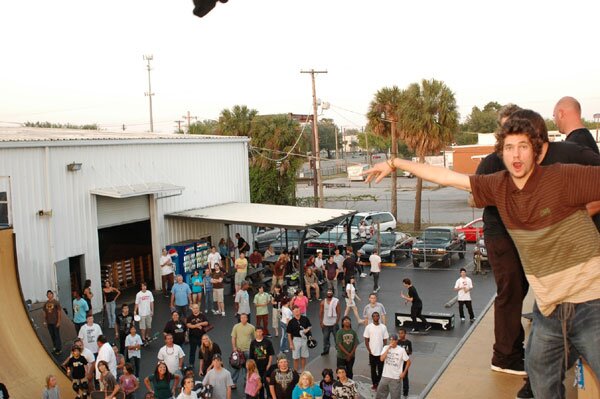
left=470, top=163, right=600, bottom=316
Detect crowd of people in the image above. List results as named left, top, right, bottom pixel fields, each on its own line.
left=37, top=233, right=447, bottom=399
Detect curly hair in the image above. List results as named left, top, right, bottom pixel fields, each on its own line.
left=494, top=118, right=544, bottom=160
left=508, top=109, right=548, bottom=142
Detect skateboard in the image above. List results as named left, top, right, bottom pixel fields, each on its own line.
left=144, top=332, right=161, bottom=346
left=90, top=391, right=125, bottom=399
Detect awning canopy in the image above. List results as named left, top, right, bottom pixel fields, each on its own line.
left=91, top=182, right=184, bottom=199
left=166, top=202, right=357, bottom=230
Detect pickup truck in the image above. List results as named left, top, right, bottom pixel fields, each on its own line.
left=411, top=226, right=466, bottom=267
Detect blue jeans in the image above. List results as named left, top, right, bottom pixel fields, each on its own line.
left=231, top=350, right=249, bottom=385
left=280, top=322, right=289, bottom=352
left=526, top=300, right=600, bottom=398
left=322, top=324, right=338, bottom=352
left=105, top=300, right=116, bottom=328
left=205, top=289, right=214, bottom=312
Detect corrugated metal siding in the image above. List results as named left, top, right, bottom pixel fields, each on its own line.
left=0, top=140, right=250, bottom=305
left=96, top=196, right=150, bottom=228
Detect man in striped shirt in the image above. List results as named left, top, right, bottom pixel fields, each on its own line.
left=364, top=115, right=600, bottom=397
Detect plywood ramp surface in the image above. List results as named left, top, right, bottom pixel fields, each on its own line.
left=427, top=292, right=578, bottom=399
left=0, top=228, right=74, bottom=398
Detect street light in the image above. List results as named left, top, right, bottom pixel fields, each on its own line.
left=143, top=54, right=154, bottom=133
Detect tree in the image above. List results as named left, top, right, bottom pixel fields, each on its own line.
left=453, top=131, right=478, bottom=145
left=187, top=119, right=218, bottom=135
left=316, top=119, right=340, bottom=158
left=462, top=101, right=501, bottom=133
left=249, top=115, right=307, bottom=205
left=24, top=121, right=99, bottom=130
left=366, top=86, right=403, bottom=221
left=217, top=105, right=258, bottom=136
left=397, top=79, right=459, bottom=231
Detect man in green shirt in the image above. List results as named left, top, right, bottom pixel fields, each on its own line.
left=336, top=316, right=359, bottom=379
left=254, top=285, right=272, bottom=337
left=231, top=313, right=255, bottom=388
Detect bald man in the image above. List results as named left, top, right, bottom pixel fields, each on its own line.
left=553, top=96, right=599, bottom=154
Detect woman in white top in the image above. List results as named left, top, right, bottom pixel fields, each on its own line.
left=160, top=248, right=175, bottom=297
left=279, top=299, right=293, bottom=353
left=344, top=276, right=364, bottom=324
left=264, top=245, right=276, bottom=260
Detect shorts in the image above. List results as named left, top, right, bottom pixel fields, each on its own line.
left=272, top=308, right=280, bottom=329
left=213, top=288, right=224, bottom=303
left=292, top=337, right=309, bottom=360
left=235, top=272, right=247, bottom=285
left=345, top=298, right=356, bottom=307
left=139, top=315, right=152, bottom=329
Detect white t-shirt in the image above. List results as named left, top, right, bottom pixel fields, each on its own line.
left=369, top=254, right=381, bottom=273
left=315, top=257, right=325, bottom=270
left=281, top=306, right=293, bottom=324
left=125, top=333, right=143, bottom=359
left=81, top=347, right=95, bottom=364
left=160, top=255, right=174, bottom=276
left=363, top=323, right=389, bottom=356
left=135, top=290, right=154, bottom=316
left=157, top=344, right=186, bottom=374
left=381, top=345, right=410, bottom=379
left=345, top=283, right=356, bottom=300
left=78, top=323, right=103, bottom=354
left=455, top=276, right=473, bottom=301
left=208, top=252, right=222, bottom=268
left=177, top=392, right=199, bottom=399
left=95, top=342, right=117, bottom=379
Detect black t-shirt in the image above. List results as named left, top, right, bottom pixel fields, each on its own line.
left=249, top=338, right=274, bottom=373
left=67, top=355, right=88, bottom=379
left=264, top=364, right=278, bottom=384
left=199, top=343, right=221, bottom=374
left=398, top=338, right=412, bottom=356
left=164, top=319, right=187, bottom=346
left=116, top=313, right=134, bottom=334
left=272, top=292, right=284, bottom=310
left=476, top=142, right=600, bottom=235
left=286, top=315, right=311, bottom=338
left=187, top=312, right=208, bottom=339
left=269, top=368, right=299, bottom=399
left=342, top=257, right=356, bottom=278
left=566, top=128, right=599, bottom=154
left=408, top=286, right=422, bottom=307
left=238, top=237, right=249, bottom=252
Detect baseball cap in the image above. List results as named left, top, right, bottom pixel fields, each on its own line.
left=212, top=353, right=222, bottom=360
left=389, top=334, right=399, bottom=341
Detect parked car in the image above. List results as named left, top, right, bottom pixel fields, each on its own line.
left=411, top=226, right=466, bottom=267
left=255, top=228, right=320, bottom=254
left=456, top=218, right=484, bottom=243
left=347, top=164, right=369, bottom=181
left=357, top=231, right=415, bottom=263
left=303, top=228, right=363, bottom=256
left=337, top=211, right=397, bottom=236
left=473, top=236, right=488, bottom=267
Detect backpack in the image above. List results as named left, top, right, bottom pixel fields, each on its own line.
left=229, top=350, right=246, bottom=369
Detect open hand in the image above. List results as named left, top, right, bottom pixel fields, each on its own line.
left=363, top=161, right=395, bottom=184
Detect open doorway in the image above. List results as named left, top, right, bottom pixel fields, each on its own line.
left=55, top=255, right=85, bottom=318
left=98, top=220, right=154, bottom=293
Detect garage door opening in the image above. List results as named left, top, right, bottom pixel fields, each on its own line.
left=98, top=220, right=154, bottom=291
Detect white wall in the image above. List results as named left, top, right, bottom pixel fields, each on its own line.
left=0, top=138, right=250, bottom=307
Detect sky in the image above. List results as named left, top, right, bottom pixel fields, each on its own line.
left=2, top=0, right=600, bottom=133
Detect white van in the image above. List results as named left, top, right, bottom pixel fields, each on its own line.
left=347, top=164, right=369, bottom=181
left=339, top=211, right=397, bottom=235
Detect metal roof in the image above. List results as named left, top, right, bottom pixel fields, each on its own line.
left=0, top=127, right=248, bottom=147
left=91, top=182, right=184, bottom=199
left=167, top=202, right=358, bottom=230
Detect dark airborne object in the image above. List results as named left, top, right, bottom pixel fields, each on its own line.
left=193, top=0, right=228, bottom=18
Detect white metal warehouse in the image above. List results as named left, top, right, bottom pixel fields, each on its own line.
left=0, top=127, right=252, bottom=312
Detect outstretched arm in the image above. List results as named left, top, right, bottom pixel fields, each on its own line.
left=364, top=158, right=471, bottom=192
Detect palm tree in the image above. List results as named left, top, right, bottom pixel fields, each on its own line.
left=217, top=105, right=258, bottom=136
left=367, top=86, right=403, bottom=221
left=397, top=78, right=459, bottom=231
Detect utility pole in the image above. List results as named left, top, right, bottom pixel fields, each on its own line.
left=143, top=54, right=155, bottom=132
left=174, top=120, right=184, bottom=133
left=334, top=125, right=339, bottom=160
left=364, top=126, right=371, bottom=188
left=182, top=111, right=197, bottom=134
left=300, top=69, right=327, bottom=208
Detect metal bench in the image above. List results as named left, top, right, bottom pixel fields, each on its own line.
left=395, top=312, right=455, bottom=330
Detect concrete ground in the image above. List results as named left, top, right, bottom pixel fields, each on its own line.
left=65, top=249, right=497, bottom=398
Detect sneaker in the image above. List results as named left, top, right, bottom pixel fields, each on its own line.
left=461, top=317, right=465, bottom=322
left=283, top=349, right=289, bottom=353
left=221, top=312, right=226, bottom=317
left=211, top=309, right=218, bottom=314
left=320, top=351, right=329, bottom=356
left=491, top=362, right=527, bottom=376
left=516, top=378, right=533, bottom=398
left=425, top=325, right=432, bottom=331
left=360, top=273, right=368, bottom=278
left=265, top=334, right=272, bottom=338
left=375, top=286, right=380, bottom=292
left=371, top=384, right=378, bottom=391
left=410, top=328, right=419, bottom=333
left=470, top=318, right=476, bottom=323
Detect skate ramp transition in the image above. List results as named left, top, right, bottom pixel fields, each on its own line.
left=0, top=228, right=75, bottom=398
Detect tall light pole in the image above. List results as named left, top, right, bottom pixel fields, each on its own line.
left=381, top=113, right=398, bottom=221
left=143, top=54, right=155, bottom=133
left=301, top=69, right=327, bottom=208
